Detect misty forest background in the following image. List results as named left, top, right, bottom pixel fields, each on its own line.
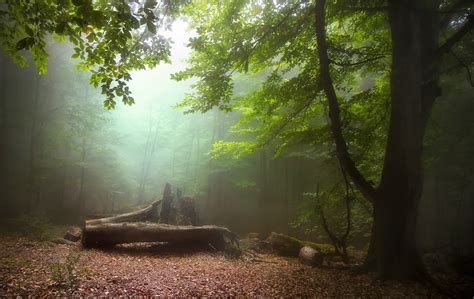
left=0, top=0, right=473, bottom=270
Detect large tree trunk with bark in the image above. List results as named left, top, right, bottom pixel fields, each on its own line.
left=366, top=0, right=441, bottom=280
left=86, top=200, right=161, bottom=225
left=82, top=222, right=238, bottom=249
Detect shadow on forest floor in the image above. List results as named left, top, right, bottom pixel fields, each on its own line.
left=97, top=242, right=219, bottom=257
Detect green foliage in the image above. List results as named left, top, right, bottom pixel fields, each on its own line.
left=51, top=250, right=81, bottom=288
left=0, top=0, right=188, bottom=108
left=175, top=0, right=390, bottom=188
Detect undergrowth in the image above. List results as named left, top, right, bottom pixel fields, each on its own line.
left=50, top=250, right=82, bottom=288
left=0, top=214, right=65, bottom=241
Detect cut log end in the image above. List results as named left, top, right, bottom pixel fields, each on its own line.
left=299, top=246, right=324, bottom=266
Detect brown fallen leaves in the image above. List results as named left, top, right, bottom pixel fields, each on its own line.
left=0, top=236, right=463, bottom=297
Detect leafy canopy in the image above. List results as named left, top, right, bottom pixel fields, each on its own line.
left=174, top=0, right=391, bottom=185
left=0, top=0, right=187, bottom=109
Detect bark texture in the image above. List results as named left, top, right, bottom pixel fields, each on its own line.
left=367, top=0, right=442, bottom=280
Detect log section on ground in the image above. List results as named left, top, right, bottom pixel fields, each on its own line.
left=82, top=223, right=239, bottom=250
left=85, top=200, right=161, bottom=225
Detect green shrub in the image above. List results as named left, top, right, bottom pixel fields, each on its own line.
left=51, top=250, right=81, bottom=288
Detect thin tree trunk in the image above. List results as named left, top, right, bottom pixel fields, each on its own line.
left=0, top=56, right=8, bottom=211
left=194, top=121, right=201, bottom=185
left=77, top=139, right=87, bottom=216
left=139, top=120, right=160, bottom=202
left=27, top=75, right=42, bottom=213
left=258, top=149, right=268, bottom=235
left=137, top=120, right=154, bottom=204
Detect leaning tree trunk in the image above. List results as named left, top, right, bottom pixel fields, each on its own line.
left=366, top=0, right=440, bottom=280
left=82, top=223, right=238, bottom=250
left=86, top=200, right=161, bottom=225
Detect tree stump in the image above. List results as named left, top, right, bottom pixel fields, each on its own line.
left=64, top=226, right=82, bottom=242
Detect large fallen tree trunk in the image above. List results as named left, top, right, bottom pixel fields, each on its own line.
left=82, top=222, right=239, bottom=250
left=86, top=200, right=161, bottom=225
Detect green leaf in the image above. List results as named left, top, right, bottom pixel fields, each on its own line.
left=55, top=22, right=67, bottom=35
left=16, top=37, right=35, bottom=51
left=25, top=26, right=34, bottom=36
left=147, top=21, right=156, bottom=34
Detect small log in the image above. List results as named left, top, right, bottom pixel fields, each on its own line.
left=86, top=200, right=161, bottom=226
left=299, top=246, right=324, bottom=266
left=82, top=222, right=238, bottom=250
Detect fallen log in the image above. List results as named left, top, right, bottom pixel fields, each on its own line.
left=86, top=200, right=161, bottom=225
left=266, top=232, right=304, bottom=256
left=82, top=222, right=239, bottom=250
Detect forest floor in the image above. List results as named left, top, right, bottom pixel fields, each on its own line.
left=0, top=235, right=472, bottom=297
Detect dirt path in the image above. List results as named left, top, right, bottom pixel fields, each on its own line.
left=0, top=236, right=442, bottom=297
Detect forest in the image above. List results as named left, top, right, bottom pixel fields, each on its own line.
left=0, top=0, right=473, bottom=297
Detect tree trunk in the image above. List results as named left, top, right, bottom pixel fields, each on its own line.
left=0, top=56, right=8, bottom=213
left=86, top=200, right=161, bottom=225
left=77, top=139, right=87, bottom=216
left=137, top=119, right=159, bottom=204
left=82, top=223, right=238, bottom=249
left=258, top=149, right=269, bottom=235
left=367, top=0, right=440, bottom=280
left=27, top=75, right=42, bottom=213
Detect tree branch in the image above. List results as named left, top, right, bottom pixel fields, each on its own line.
left=436, top=14, right=474, bottom=58
left=329, top=55, right=386, bottom=67
left=440, top=0, right=472, bottom=30
left=314, top=0, right=376, bottom=203
left=450, top=50, right=474, bottom=87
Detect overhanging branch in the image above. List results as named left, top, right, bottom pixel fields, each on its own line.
left=436, top=14, right=474, bottom=58
left=314, top=0, right=376, bottom=203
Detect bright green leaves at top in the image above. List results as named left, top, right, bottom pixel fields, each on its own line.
left=176, top=0, right=391, bottom=184
left=0, top=0, right=188, bottom=109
